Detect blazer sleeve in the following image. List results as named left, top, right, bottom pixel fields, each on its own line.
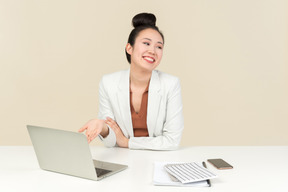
left=97, top=77, right=117, bottom=147
left=128, top=78, right=184, bottom=150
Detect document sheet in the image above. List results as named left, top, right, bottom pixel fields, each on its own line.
left=165, top=162, right=217, bottom=184
left=153, top=162, right=214, bottom=187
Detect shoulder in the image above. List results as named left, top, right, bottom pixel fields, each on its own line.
left=153, top=70, right=180, bottom=86
left=152, top=71, right=182, bottom=100
left=100, top=70, right=128, bottom=86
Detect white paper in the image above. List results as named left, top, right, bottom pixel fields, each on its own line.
left=165, top=162, right=217, bottom=184
left=153, top=162, right=211, bottom=187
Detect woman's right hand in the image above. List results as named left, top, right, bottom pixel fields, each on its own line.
left=78, top=119, right=109, bottom=143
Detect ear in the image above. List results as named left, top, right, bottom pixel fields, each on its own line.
left=126, top=43, right=133, bottom=55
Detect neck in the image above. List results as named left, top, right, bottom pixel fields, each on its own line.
left=130, top=65, right=152, bottom=90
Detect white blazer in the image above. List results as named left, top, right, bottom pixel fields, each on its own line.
left=98, top=69, right=184, bottom=150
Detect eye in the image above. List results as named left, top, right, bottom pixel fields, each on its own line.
left=157, top=46, right=163, bottom=50
left=143, top=42, right=150, bottom=46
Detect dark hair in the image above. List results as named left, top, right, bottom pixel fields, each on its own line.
left=125, top=13, right=164, bottom=64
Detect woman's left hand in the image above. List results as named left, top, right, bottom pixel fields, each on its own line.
left=105, top=117, right=129, bottom=148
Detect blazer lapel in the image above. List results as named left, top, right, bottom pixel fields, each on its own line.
left=116, top=69, right=134, bottom=137
left=147, top=70, right=162, bottom=137
left=116, top=69, right=162, bottom=138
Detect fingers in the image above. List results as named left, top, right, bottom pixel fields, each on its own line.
left=79, top=119, right=101, bottom=143
left=103, top=118, right=128, bottom=148
left=105, top=117, right=124, bottom=137
left=105, top=122, right=118, bottom=133
left=105, top=117, right=119, bottom=130
left=86, top=130, right=97, bottom=143
left=87, top=132, right=98, bottom=143
left=78, top=120, right=90, bottom=132
left=78, top=125, right=87, bottom=133
left=85, top=127, right=101, bottom=143
left=80, top=118, right=123, bottom=143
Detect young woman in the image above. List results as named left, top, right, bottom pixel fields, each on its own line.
left=79, top=13, right=184, bottom=150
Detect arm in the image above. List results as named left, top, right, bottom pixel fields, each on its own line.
left=78, top=119, right=109, bottom=143
left=78, top=77, right=117, bottom=146
left=97, top=77, right=117, bottom=147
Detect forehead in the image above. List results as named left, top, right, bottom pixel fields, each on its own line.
left=136, top=28, right=164, bottom=44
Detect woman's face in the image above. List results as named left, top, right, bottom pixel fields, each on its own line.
left=126, top=28, right=164, bottom=72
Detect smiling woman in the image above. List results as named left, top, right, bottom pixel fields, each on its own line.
left=127, top=28, right=163, bottom=73
left=125, top=13, right=164, bottom=64
left=79, top=13, right=184, bottom=150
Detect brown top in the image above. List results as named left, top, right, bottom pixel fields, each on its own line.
left=130, top=85, right=149, bottom=137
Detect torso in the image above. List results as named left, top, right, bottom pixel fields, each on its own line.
left=130, top=84, right=149, bottom=113
left=130, top=83, right=149, bottom=137
left=131, top=91, right=144, bottom=113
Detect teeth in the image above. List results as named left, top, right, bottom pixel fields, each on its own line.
left=144, top=57, right=154, bottom=62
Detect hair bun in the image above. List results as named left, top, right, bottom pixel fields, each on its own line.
left=132, top=13, right=156, bottom=28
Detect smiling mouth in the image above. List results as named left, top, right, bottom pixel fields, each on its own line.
left=143, top=56, right=155, bottom=63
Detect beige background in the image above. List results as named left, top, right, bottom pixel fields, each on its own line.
left=1, top=0, right=287, bottom=146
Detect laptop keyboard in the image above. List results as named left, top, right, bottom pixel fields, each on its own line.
left=95, top=168, right=112, bottom=177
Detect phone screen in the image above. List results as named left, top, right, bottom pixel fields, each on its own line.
left=207, top=159, right=233, bottom=170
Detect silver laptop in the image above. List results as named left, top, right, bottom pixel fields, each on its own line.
left=27, top=125, right=128, bottom=181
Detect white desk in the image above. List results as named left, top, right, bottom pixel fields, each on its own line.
left=1, top=146, right=287, bottom=192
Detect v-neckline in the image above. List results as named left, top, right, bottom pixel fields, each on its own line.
left=130, top=84, right=149, bottom=116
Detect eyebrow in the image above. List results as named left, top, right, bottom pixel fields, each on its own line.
left=142, top=38, right=164, bottom=45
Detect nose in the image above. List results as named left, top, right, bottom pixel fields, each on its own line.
left=148, top=47, right=155, bottom=55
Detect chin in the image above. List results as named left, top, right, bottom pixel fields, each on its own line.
left=143, top=65, right=158, bottom=72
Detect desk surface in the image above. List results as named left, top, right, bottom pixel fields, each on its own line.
left=1, top=146, right=288, bottom=192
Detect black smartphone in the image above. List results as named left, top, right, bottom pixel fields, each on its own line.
left=207, top=158, right=233, bottom=170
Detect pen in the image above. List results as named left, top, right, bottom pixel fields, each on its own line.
left=202, top=162, right=211, bottom=187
